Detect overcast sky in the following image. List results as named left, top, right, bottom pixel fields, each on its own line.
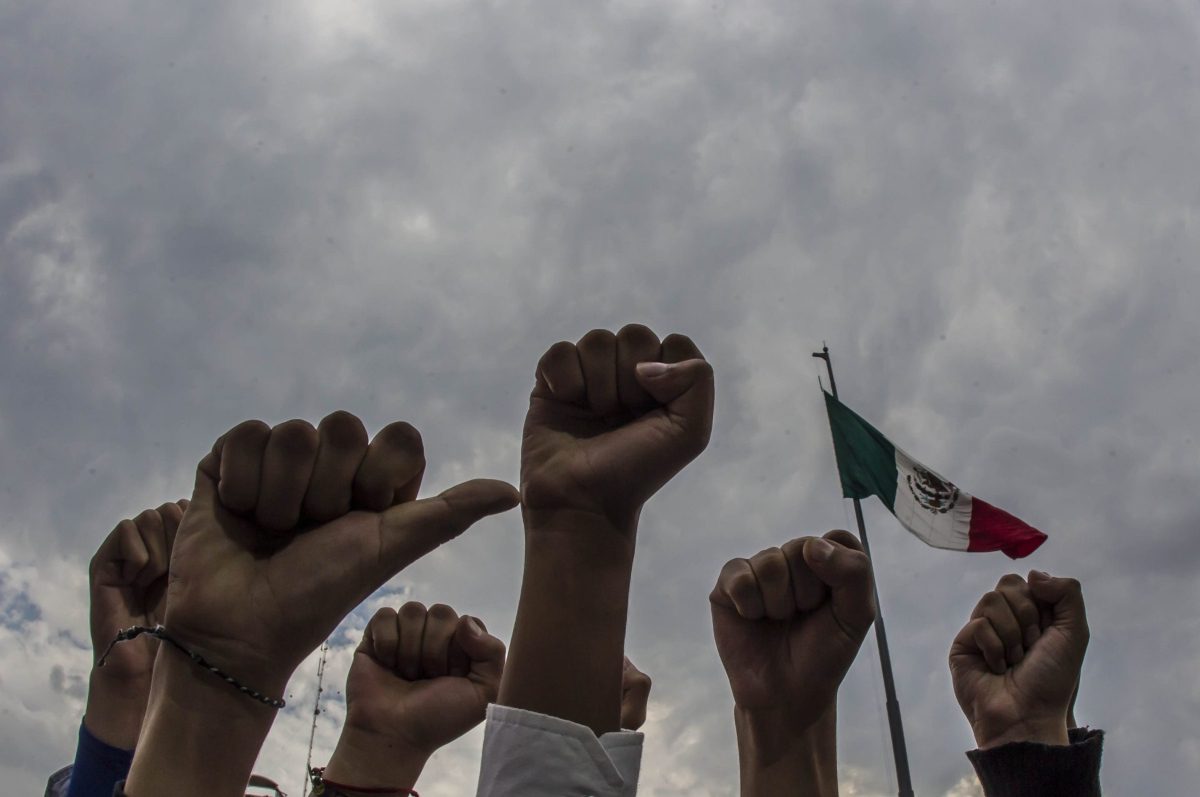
left=2, top=1, right=1198, bottom=794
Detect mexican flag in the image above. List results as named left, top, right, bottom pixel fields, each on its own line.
left=823, top=391, right=1047, bottom=559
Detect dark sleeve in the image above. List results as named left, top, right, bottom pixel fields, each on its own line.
left=967, top=727, right=1103, bottom=797
left=64, top=721, right=135, bottom=797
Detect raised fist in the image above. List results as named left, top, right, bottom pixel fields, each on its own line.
left=86, top=500, right=188, bottom=748
left=164, top=412, right=520, bottom=696
left=521, top=325, right=714, bottom=533
left=342, top=603, right=505, bottom=753
left=949, top=571, right=1088, bottom=749
left=620, top=656, right=652, bottom=731
left=711, top=531, right=876, bottom=735
left=90, top=500, right=188, bottom=680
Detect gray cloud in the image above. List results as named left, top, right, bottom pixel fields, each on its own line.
left=2, top=0, right=1198, bottom=794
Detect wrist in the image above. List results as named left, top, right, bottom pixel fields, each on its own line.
left=323, top=725, right=428, bottom=793
left=124, top=643, right=283, bottom=796
left=523, top=508, right=639, bottom=563
left=975, top=714, right=1070, bottom=749
left=499, top=516, right=636, bottom=734
left=83, top=668, right=151, bottom=750
left=735, top=705, right=838, bottom=797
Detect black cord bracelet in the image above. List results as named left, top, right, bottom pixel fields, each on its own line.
left=97, top=625, right=286, bottom=709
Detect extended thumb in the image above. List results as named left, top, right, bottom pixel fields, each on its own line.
left=380, top=479, right=520, bottom=570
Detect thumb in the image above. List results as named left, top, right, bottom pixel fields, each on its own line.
left=379, top=479, right=520, bottom=570
left=635, top=359, right=715, bottom=442
left=802, top=537, right=877, bottom=637
left=455, top=615, right=506, bottom=691
left=188, top=451, right=221, bottom=513
left=1028, top=570, right=1089, bottom=641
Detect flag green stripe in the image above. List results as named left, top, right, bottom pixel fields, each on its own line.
left=823, top=391, right=898, bottom=508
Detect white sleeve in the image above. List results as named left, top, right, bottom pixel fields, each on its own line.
left=475, top=704, right=644, bottom=797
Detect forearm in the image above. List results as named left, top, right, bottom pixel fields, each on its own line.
left=499, top=514, right=636, bottom=735
left=322, top=726, right=428, bottom=794
left=735, top=706, right=838, bottom=797
left=123, top=646, right=282, bottom=797
left=82, top=670, right=150, bottom=750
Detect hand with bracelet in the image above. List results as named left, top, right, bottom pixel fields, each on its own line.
left=85, top=500, right=187, bottom=749
left=48, top=502, right=188, bottom=797
left=315, top=602, right=506, bottom=796
left=122, top=412, right=519, bottom=797
left=710, top=531, right=877, bottom=797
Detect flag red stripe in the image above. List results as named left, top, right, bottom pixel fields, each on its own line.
left=967, top=497, right=1047, bottom=559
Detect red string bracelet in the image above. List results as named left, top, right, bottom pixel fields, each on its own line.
left=309, top=767, right=418, bottom=796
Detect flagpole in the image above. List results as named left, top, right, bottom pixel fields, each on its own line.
left=813, top=344, right=915, bottom=797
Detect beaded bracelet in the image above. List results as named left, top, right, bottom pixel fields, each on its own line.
left=309, top=767, right=418, bottom=796
left=97, top=625, right=286, bottom=709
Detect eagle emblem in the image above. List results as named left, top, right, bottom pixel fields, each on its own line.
left=906, top=466, right=960, bottom=514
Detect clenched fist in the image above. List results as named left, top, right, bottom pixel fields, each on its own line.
left=521, top=325, right=714, bottom=534
left=86, top=500, right=187, bottom=747
left=165, top=412, right=520, bottom=696
left=711, top=531, right=876, bottom=734
left=323, top=603, right=506, bottom=790
left=500, top=327, right=713, bottom=734
left=949, top=571, right=1088, bottom=749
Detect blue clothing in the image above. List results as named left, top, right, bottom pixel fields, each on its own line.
left=46, top=721, right=135, bottom=797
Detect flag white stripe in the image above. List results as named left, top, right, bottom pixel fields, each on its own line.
left=891, top=447, right=972, bottom=551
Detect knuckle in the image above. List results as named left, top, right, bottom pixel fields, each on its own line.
left=578, top=328, right=617, bottom=349
left=751, top=548, right=787, bottom=578
left=619, top=324, right=657, bottom=352
left=997, top=573, right=1025, bottom=588
left=272, top=419, right=318, bottom=451
left=660, top=332, right=693, bottom=350
left=230, top=419, right=270, bottom=441
left=780, top=537, right=806, bottom=559
left=320, top=411, right=368, bottom=449
left=427, top=603, right=458, bottom=621
left=540, top=340, right=577, bottom=367
left=980, top=591, right=1005, bottom=610
left=729, top=570, right=758, bottom=601
left=824, top=529, right=862, bottom=551
left=399, top=601, right=427, bottom=620
left=371, top=606, right=398, bottom=623
left=379, top=421, right=424, bottom=452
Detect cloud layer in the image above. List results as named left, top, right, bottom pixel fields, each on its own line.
left=3, top=1, right=1198, bottom=794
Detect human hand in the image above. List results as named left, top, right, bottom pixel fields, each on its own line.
left=620, top=656, right=652, bottom=731
left=165, top=412, right=520, bottom=697
left=90, top=500, right=187, bottom=679
left=499, top=327, right=711, bottom=734
left=323, top=603, right=505, bottom=790
left=126, top=414, right=517, bottom=797
left=85, top=500, right=187, bottom=747
left=521, top=325, right=714, bottom=536
left=949, top=571, right=1088, bottom=749
left=345, top=603, right=504, bottom=750
left=711, top=530, right=876, bottom=735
